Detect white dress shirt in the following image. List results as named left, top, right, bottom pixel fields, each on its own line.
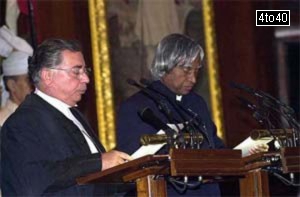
left=35, top=89, right=98, bottom=153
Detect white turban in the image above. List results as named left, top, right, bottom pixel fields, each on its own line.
left=0, top=25, right=33, bottom=57
left=2, top=51, right=31, bottom=76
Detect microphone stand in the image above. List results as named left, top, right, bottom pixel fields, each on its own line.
left=140, top=78, right=212, bottom=149
left=260, top=98, right=299, bottom=147
left=236, top=96, right=281, bottom=146
left=139, top=79, right=205, bottom=192
left=127, top=79, right=182, bottom=131
left=232, top=82, right=299, bottom=148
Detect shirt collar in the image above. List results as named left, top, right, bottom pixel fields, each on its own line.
left=34, top=88, right=74, bottom=118
left=152, top=80, right=184, bottom=102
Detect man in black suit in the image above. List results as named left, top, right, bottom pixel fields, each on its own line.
left=1, top=38, right=131, bottom=196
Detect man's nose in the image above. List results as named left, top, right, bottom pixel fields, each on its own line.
left=188, top=72, right=197, bottom=84
left=80, top=72, right=90, bottom=83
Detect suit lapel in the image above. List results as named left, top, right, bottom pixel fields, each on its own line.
left=25, top=94, right=105, bottom=154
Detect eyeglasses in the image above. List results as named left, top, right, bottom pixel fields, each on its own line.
left=49, top=66, right=92, bottom=78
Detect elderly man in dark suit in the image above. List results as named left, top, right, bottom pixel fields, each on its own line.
left=1, top=38, right=131, bottom=196
left=116, top=34, right=268, bottom=196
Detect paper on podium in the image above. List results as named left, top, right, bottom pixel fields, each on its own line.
left=131, top=123, right=184, bottom=159
left=234, top=136, right=272, bottom=157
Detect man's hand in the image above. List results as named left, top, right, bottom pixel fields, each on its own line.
left=249, top=144, right=269, bottom=155
left=101, top=150, right=132, bottom=170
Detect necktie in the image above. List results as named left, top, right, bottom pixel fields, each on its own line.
left=69, top=107, right=90, bottom=132
left=69, top=107, right=102, bottom=152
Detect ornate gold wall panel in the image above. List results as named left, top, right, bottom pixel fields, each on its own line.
left=88, top=0, right=226, bottom=149
left=88, top=0, right=116, bottom=150
left=202, top=0, right=226, bottom=142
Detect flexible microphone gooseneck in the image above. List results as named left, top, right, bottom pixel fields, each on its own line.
left=127, top=79, right=179, bottom=125
left=140, top=78, right=212, bottom=148
left=232, top=82, right=299, bottom=147
left=138, top=107, right=184, bottom=146
left=230, top=82, right=295, bottom=115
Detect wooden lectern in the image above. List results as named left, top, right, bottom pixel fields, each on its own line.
left=77, top=149, right=245, bottom=196
left=77, top=148, right=300, bottom=196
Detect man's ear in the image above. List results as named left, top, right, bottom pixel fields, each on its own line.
left=40, top=68, right=54, bottom=85
left=6, top=79, right=17, bottom=92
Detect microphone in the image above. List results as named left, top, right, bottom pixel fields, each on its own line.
left=140, top=78, right=202, bottom=125
left=140, top=78, right=212, bottom=148
left=236, top=96, right=257, bottom=111
left=230, top=82, right=295, bottom=115
left=235, top=95, right=298, bottom=146
left=140, top=78, right=151, bottom=86
left=127, top=78, right=146, bottom=90
left=140, top=78, right=203, bottom=121
left=138, top=107, right=176, bottom=137
left=127, top=78, right=177, bottom=124
left=235, top=96, right=273, bottom=125
left=140, top=133, right=203, bottom=145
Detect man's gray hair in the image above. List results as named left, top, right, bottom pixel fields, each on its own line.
left=28, top=38, right=81, bottom=85
left=150, top=34, right=204, bottom=80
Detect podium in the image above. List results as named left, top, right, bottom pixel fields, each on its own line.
left=77, top=148, right=299, bottom=196
left=240, top=147, right=300, bottom=196
left=77, top=149, right=244, bottom=196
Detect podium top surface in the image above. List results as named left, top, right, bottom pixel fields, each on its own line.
left=77, top=149, right=245, bottom=185
left=77, top=154, right=169, bottom=184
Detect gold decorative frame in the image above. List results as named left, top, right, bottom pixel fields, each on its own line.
left=88, top=0, right=225, bottom=149
left=88, top=0, right=116, bottom=150
left=202, top=0, right=225, bottom=141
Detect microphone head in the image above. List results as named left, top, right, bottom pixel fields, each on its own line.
left=138, top=107, right=170, bottom=131
left=127, top=78, right=146, bottom=89
left=140, top=78, right=152, bottom=86
left=236, top=96, right=257, bottom=111
left=230, top=81, right=253, bottom=92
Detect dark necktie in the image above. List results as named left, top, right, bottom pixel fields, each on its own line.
left=69, top=107, right=103, bottom=152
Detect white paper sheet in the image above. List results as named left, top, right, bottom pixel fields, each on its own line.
left=234, top=137, right=272, bottom=157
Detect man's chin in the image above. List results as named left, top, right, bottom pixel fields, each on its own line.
left=180, top=89, right=191, bottom=95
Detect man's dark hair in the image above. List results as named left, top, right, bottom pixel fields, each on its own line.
left=28, top=38, right=82, bottom=85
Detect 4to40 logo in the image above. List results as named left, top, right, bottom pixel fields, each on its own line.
left=256, top=10, right=290, bottom=26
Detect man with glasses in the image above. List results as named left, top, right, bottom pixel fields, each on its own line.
left=1, top=38, right=131, bottom=196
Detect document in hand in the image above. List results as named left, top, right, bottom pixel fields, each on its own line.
left=234, top=136, right=272, bottom=157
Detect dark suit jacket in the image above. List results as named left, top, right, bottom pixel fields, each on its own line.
left=116, top=80, right=224, bottom=196
left=1, top=93, right=106, bottom=196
